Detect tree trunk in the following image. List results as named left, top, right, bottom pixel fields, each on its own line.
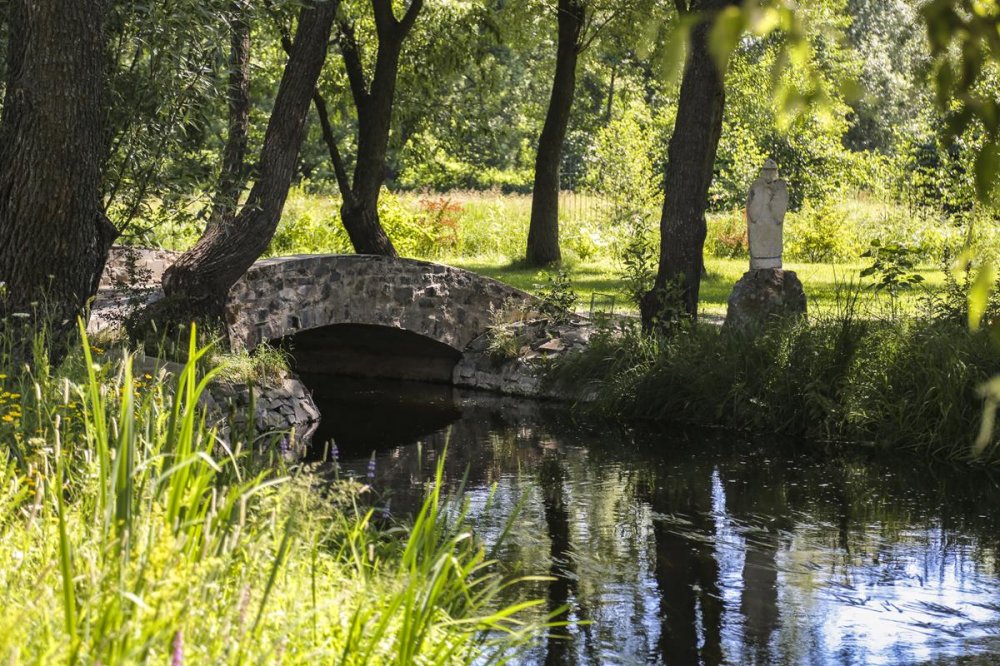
left=340, top=196, right=397, bottom=255
left=605, top=63, right=617, bottom=123
left=162, top=0, right=339, bottom=316
left=337, top=25, right=401, bottom=257
left=331, top=0, right=423, bottom=257
left=641, top=0, right=736, bottom=328
left=340, top=40, right=400, bottom=257
left=526, top=0, right=585, bottom=268
left=0, top=0, right=116, bottom=360
left=206, top=1, right=252, bottom=231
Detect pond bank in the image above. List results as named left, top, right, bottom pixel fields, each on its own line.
left=545, top=314, right=1000, bottom=465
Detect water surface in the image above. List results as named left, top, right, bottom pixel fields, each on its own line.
left=306, top=376, right=1000, bottom=666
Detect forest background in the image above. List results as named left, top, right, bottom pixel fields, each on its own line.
left=88, top=0, right=995, bottom=318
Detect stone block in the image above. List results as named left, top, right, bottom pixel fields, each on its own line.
left=724, top=268, right=806, bottom=334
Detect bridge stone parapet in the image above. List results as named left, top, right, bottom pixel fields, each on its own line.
left=225, top=254, right=536, bottom=354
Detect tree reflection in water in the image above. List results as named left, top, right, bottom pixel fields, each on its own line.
left=540, top=448, right=576, bottom=666
left=316, top=379, right=1000, bottom=665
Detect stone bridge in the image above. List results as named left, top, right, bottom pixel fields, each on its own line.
left=225, top=255, right=536, bottom=382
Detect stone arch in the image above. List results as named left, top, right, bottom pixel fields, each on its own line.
left=225, top=255, right=535, bottom=355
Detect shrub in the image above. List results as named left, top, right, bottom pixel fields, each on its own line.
left=267, top=184, right=349, bottom=256
left=547, top=312, right=1000, bottom=463
left=785, top=199, right=860, bottom=262
left=379, top=190, right=441, bottom=257
left=706, top=209, right=749, bottom=259
left=535, top=269, right=579, bottom=322
left=417, top=196, right=463, bottom=252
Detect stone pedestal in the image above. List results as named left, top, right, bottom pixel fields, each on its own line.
left=724, top=269, right=806, bottom=333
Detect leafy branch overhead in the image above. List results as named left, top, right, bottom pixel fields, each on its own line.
left=922, top=0, right=1000, bottom=203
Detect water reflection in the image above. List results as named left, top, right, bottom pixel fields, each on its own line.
left=311, top=379, right=1000, bottom=665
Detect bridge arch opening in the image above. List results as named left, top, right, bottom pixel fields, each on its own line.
left=277, top=323, right=462, bottom=384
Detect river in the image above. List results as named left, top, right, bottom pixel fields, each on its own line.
left=302, top=375, right=1000, bottom=665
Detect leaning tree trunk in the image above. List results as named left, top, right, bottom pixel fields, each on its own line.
left=162, top=0, right=339, bottom=317
left=205, top=0, right=252, bottom=232
left=525, top=0, right=585, bottom=268
left=641, top=0, right=735, bottom=328
left=0, top=0, right=117, bottom=361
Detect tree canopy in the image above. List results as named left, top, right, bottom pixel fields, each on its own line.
left=2, top=0, right=999, bottom=340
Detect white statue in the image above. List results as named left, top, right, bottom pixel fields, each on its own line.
left=746, top=159, right=788, bottom=270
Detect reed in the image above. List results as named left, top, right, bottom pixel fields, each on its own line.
left=0, top=325, right=546, bottom=664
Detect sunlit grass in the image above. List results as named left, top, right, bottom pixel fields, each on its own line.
left=442, top=254, right=947, bottom=319
left=0, top=326, right=548, bottom=664
left=138, top=186, right=952, bottom=319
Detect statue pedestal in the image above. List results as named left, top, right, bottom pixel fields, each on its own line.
left=724, top=269, right=806, bottom=333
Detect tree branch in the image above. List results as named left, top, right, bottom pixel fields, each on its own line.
left=398, top=0, right=424, bottom=38
left=263, top=0, right=294, bottom=51
left=313, top=93, right=353, bottom=203
left=579, top=7, right=623, bottom=53
left=338, top=20, right=369, bottom=111
left=265, top=0, right=353, bottom=202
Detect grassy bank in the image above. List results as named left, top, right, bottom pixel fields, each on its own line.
left=0, top=329, right=545, bottom=663
left=444, top=255, right=947, bottom=318
left=546, top=308, right=1000, bottom=464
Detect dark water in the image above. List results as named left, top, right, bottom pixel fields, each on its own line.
left=305, top=376, right=1000, bottom=666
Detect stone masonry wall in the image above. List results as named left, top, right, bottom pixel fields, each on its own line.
left=226, top=254, right=535, bottom=352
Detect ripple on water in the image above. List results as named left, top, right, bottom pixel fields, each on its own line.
left=312, top=376, right=1000, bottom=665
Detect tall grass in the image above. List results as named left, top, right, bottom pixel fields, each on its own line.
left=547, top=303, right=1000, bottom=463
left=0, top=325, right=546, bottom=664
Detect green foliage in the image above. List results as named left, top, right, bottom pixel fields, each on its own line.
left=214, top=343, right=291, bottom=386
left=397, top=157, right=536, bottom=193
left=105, top=0, right=233, bottom=234
left=0, top=326, right=547, bottom=662
left=548, top=309, right=1000, bottom=462
left=843, top=0, right=931, bottom=153
left=706, top=209, right=749, bottom=259
left=535, top=270, right=579, bottom=323
left=861, top=240, right=925, bottom=294
left=923, top=252, right=1000, bottom=329
left=711, top=0, right=860, bottom=210
left=268, top=184, right=351, bottom=256
left=586, top=104, right=661, bottom=231
left=617, top=224, right=659, bottom=310
left=377, top=190, right=440, bottom=258
left=785, top=199, right=858, bottom=262
left=921, top=0, right=1000, bottom=203
left=267, top=188, right=471, bottom=259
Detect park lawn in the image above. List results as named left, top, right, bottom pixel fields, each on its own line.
left=442, top=254, right=947, bottom=319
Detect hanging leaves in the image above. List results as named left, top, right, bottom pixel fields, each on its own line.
left=921, top=0, right=1000, bottom=201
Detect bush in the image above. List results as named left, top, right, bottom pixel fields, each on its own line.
left=535, top=269, right=578, bottom=322
left=706, top=209, right=748, bottom=259
left=267, top=184, right=350, bottom=256
left=785, top=199, right=860, bottom=262
left=547, top=311, right=1000, bottom=463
